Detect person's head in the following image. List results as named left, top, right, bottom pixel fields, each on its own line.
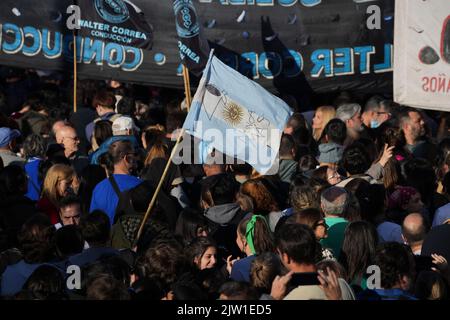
left=399, top=108, right=426, bottom=143
left=136, top=240, right=186, bottom=291
left=341, top=143, right=370, bottom=175
left=388, top=187, right=423, bottom=215
left=312, top=106, right=336, bottom=140
left=0, top=127, right=21, bottom=151
left=23, top=134, right=47, bottom=159
left=289, top=184, right=320, bottom=213
left=414, top=271, right=448, bottom=300
left=55, top=126, right=79, bottom=158
left=239, top=178, right=280, bottom=214
left=92, top=90, right=116, bottom=116
left=81, top=210, right=111, bottom=247
left=59, top=195, right=82, bottom=226
left=402, top=213, right=429, bottom=248
left=116, top=96, right=135, bottom=116
left=320, top=186, right=349, bottom=217
left=201, top=174, right=240, bottom=208
left=336, top=103, right=363, bottom=133
left=186, top=237, right=218, bottom=270
left=165, top=111, right=186, bottom=135
left=54, top=225, right=84, bottom=258
left=86, top=273, right=130, bottom=300
left=218, top=281, right=259, bottom=300
left=284, top=113, right=307, bottom=135
left=376, top=100, right=394, bottom=125
left=142, top=129, right=168, bottom=166
left=108, top=140, right=137, bottom=174
left=250, top=252, right=286, bottom=295
left=23, top=265, right=66, bottom=300
left=175, top=208, right=209, bottom=245
left=202, top=163, right=225, bottom=177
left=92, top=120, right=113, bottom=151
left=362, top=95, right=383, bottom=128
left=279, top=134, right=296, bottom=159
left=286, top=209, right=328, bottom=241
left=237, top=215, right=274, bottom=256
left=275, top=223, right=318, bottom=269
left=51, top=120, right=66, bottom=137
left=0, top=165, right=28, bottom=198
left=339, top=221, right=378, bottom=283
left=321, top=118, right=347, bottom=145
left=316, top=260, right=347, bottom=280
left=18, top=214, right=54, bottom=263
left=298, top=154, right=319, bottom=172
left=42, top=164, right=77, bottom=206
left=312, top=165, right=342, bottom=186
left=443, top=171, right=450, bottom=196
left=374, top=242, right=415, bottom=290
left=112, top=116, right=138, bottom=136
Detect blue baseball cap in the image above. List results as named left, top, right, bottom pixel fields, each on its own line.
left=0, top=127, right=21, bottom=148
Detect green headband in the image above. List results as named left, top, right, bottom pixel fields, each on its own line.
left=245, top=215, right=269, bottom=255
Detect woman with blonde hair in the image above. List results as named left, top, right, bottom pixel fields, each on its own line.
left=37, top=164, right=78, bottom=224
left=312, top=106, right=336, bottom=141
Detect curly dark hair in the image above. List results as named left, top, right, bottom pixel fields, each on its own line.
left=135, top=239, right=186, bottom=291
left=374, top=242, right=415, bottom=289
left=18, top=214, right=54, bottom=264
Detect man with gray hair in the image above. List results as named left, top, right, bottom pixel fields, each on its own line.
left=336, top=103, right=363, bottom=145
left=320, top=186, right=350, bottom=258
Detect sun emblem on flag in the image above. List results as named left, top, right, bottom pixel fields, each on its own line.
left=223, top=102, right=244, bottom=126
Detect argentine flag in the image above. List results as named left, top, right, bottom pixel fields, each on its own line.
left=182, top=53, right=292, bottom=175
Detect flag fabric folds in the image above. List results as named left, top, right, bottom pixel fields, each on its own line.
left=182, top=52, right=293, bottom=175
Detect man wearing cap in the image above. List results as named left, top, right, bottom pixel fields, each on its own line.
left=0, top=127, right=25, bottom=167
left=112, top=116, right=139, bottom=137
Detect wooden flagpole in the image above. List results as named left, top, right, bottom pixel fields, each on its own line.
left=134, top=65, right=193, bottom=245
left=73, top=31, right=78, bottom=114
left=182, top=65, right=192, bottom=111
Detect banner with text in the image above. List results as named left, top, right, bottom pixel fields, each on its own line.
left=394, top=0, right=450, bottom=111
left=0, top=0, right=394, bottom=95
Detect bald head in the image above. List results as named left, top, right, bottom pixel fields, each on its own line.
left=52, top=120, right=66, bottom=135
left=402, top=213, right=429, bottom=245
left=55, top=126, right=79, bottom=158
left=56, top=126, right=76, bottom=142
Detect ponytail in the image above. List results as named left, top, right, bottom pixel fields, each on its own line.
left=239, top=215, right=274, bottom=255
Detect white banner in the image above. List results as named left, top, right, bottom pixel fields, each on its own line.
left=394, top=0, right=450, bottom=111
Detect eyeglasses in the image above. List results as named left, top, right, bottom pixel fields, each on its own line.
left=327, top=173, right=341, bottom=180
left=376, top=112, right=391, bottom=116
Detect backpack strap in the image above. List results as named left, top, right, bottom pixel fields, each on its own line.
left=109, top=175, right=122, bottom=198
left=109, top=176, right=136, bottom=225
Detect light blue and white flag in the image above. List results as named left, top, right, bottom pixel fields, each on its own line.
left=182, top=52, right=292, bottom=175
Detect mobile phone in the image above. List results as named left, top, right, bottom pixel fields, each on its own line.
left=289, top=272, right=321, bottom=287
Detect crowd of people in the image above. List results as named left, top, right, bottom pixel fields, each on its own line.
left=0, top=67, right=449, bottom=300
